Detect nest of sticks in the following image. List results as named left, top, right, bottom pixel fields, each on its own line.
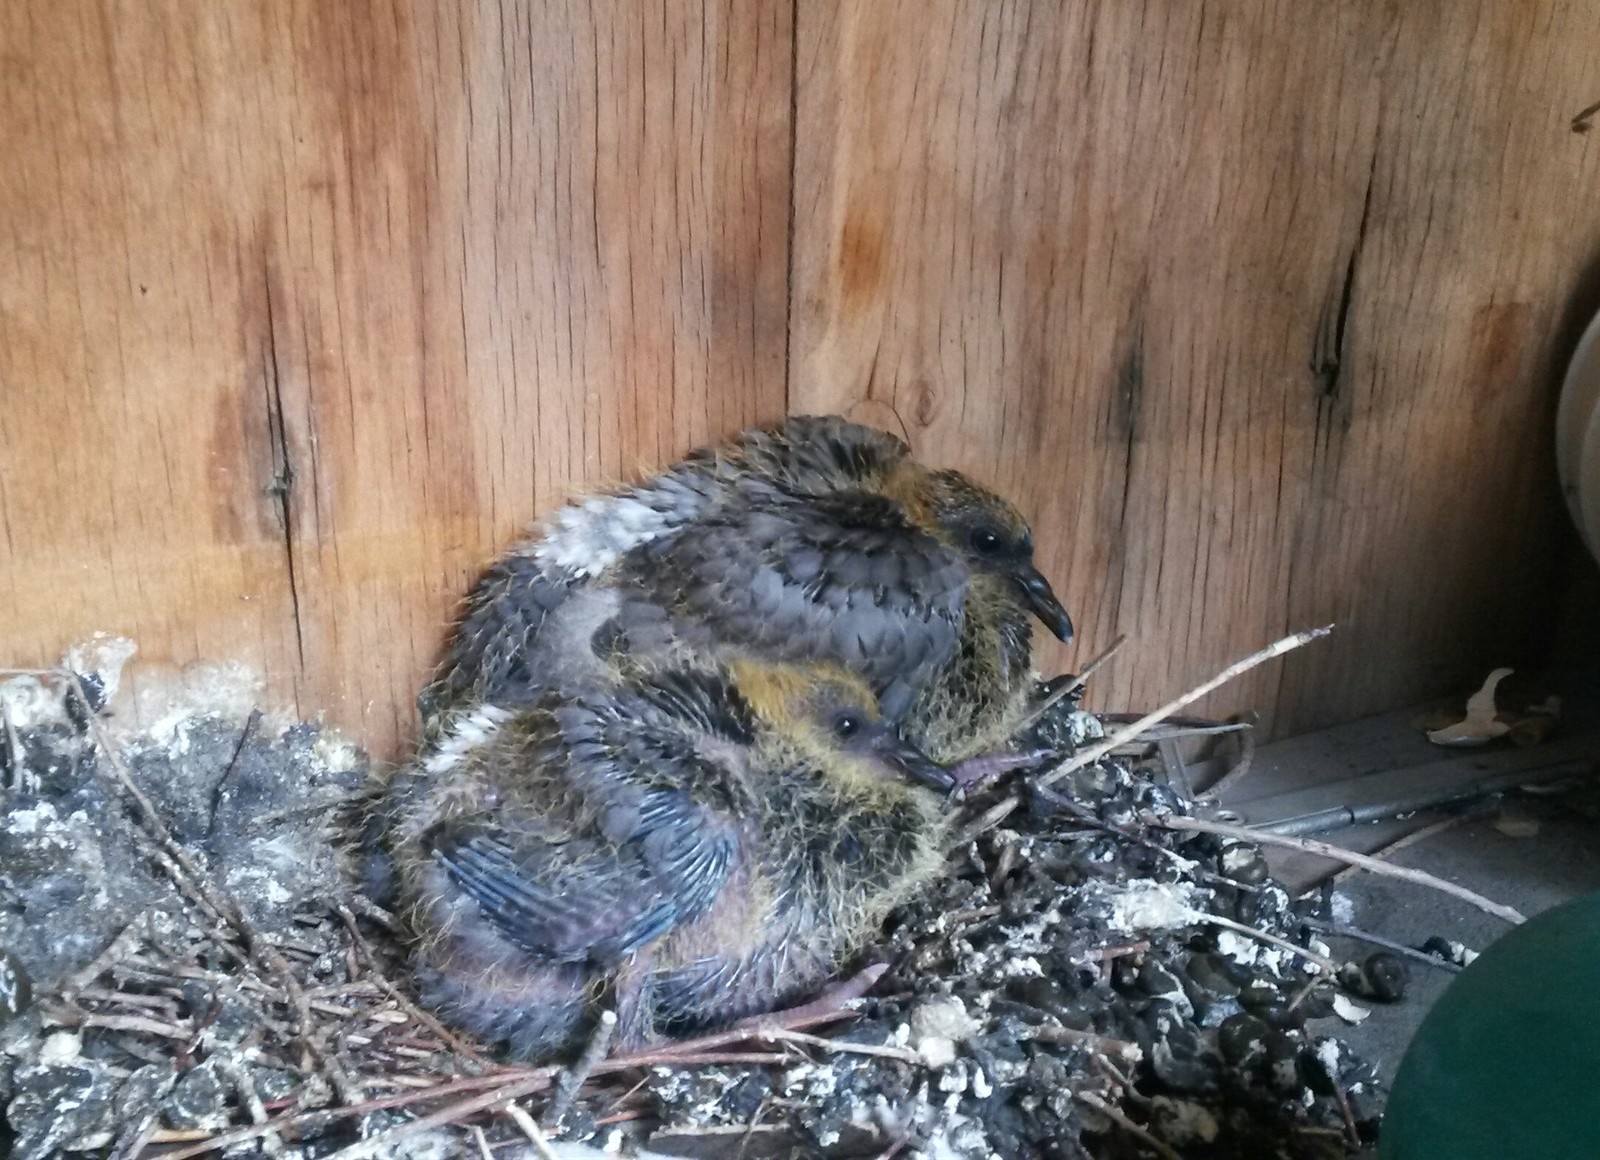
left=0, top=636, right=1514, bottom=1158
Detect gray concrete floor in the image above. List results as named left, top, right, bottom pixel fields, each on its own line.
left=1206, top=697, right=1600, bottom=1095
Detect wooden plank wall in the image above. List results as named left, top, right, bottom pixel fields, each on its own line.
left=3, top=1, right=1599, bottom=757
left=0, top=0, right=792, bottom=751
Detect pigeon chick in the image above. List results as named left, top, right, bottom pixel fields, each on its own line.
left=424, top=416, right=1072, bottom=764
left=385, top=658, right=950, bottom=1060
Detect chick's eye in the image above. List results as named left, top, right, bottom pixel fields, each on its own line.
left=832, top=713, right=862, bottom=740
left=969, top=527, right=1004, bottom=555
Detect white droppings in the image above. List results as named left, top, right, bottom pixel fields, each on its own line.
left=971, top=1066, right=992, bottom=1099
left=312, top=732, right=363, bottom=773
left=1331, top=994, right=1370, bottom=1025
left=6, top=802, right=56, bottom=836
left=911, top=995, right=980, bottom=1044
left=1315, top=1037, right=1342, bottom=1076
left=38, top=1031, right=82, bottom=1065
left=1107, top=880, right=1204, bottom=933
left=63, top=634, right=137, bottom=704
left=0, top=675, right=66, bottom=731
left=126, top=659, right=269, bottom=747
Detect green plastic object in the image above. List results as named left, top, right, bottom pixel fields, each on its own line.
left=1381, top=890, right=1600, bottom=1159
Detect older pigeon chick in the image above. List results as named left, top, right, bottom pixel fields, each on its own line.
left=385, top=658, right=949, bottom=1059
left=424, top=416, right=1072, bottom=764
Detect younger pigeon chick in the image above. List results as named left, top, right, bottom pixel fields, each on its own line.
left=425, top=416, right=1072, bottom=764
left=385, top=658, right=949, bottom=1059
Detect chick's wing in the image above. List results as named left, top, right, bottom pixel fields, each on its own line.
left=434, top=681, right=749, bottom=965
left=430, top=823, right=678, bottom=962
left=621, top=493, right=968, bottom=718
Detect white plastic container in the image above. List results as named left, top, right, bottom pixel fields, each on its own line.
left=1556, top=307, right=1600, bottom=557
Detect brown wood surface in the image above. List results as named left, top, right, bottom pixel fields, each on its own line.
left=2, top=1, right=1598, bottom=756
left=0, top=1, right=791, bottom=755
left=791, top=1, right=1600, bottom=736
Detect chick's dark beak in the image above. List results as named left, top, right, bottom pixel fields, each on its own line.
left=1015, top=565, right=1074, bottom=642
left=879, top=733, right=956, bottom=793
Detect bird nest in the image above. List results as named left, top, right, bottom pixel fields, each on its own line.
left=0, top=655, right=1392, bottom=1159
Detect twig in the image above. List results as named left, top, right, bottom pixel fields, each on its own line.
left=949, top=793, right=1022, bottom=848
left=1134, top=720, right=1253, bottom=741
left=598, top=1049, right=792, bottom=1068
left=470, top=1125, right=494, bottom=1160
left=1073, top=940, right=1150, bottom=964
left=1029, top=1025, right=1143, bottom=1063
left=1093, top=1053, right=1144, bottom=1102
left=216, top=1056, right=284, bottom=1157
left=723, top=961, right=886, bottom=1033
left=756, top=1027, right=923, bottom=1064
left=221, top=709, right=262, bottom=785
left=41, top=1004, right=195, bottom=1040
left=64, top=671, right=360, bottom=1099
left=164, top=962, right=889, bottom=1157
left=1039, top=627, right=1332, bottom=789
left=873, top=1129, right=915, bottom=1160
left=345, top=892, right=402, bottom=933
left=146, top=1129, right=217, bottom=1144
left=1284, top=974, right=1326, bottom=1014
left=1014, top=635, right=1128, bottom=733
left=1194, top=711, right=1259, bottom=800
left=502, top=1100, right=560, bottom=1159
left=323, top=1073, right=556, bottom=1160
left=1077, top=1091, right=1180, bottom=1160
left=110, top=1120, right=162, bottom=1160
left=1320, top=807, right=1494, bottom=892
left=333, top=902, right=491, bottom=1069
left=1330, top=1073, right=1362, bottom=1147
left=1150, top=814, right=1526, bottom=924
left=1197, top=912, right=1340, bottom=974
left=157, top=1070, right=559, bottom=1159
left=60, top=921, right=147, bottom=999
left=545, top=1009, right=616, bottom=1127
left=1301, top=919, right=1464, bottom=975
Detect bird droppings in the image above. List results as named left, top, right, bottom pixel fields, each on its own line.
left=1104, top=879, right=1206, bottom=934
left=0, top=648, right=1498, bottom=1157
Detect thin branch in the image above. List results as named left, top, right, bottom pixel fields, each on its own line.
left=469, top=1125, right=494, bottom=1160
left=1014, top=635, right=1128, bottom=733
left=1028, top=1025, right=1143, bottom=1063
left=948, top=793, right=1022, bottom=849
left=1150, top=813, right=1526, bottom=924
left=155, top=1069, right=561, bottom=1159
left=1197, top=912, right=1341, bottom=975
left=161, top=963, right=889, bottom=1157
left=332, top=902, right=491, bottom=1070
left=1077, top=1091, right=1180, bottom=1160
left=323, top=1073, right=556, bottom=1160
left=60, top=920, right=146, bottom=999
left=502, top=1101, right=559, bottom=1160
left=1318, top=807, right=1494, bottom=893
left=545, top=1009, right=616, bottom=1127
left=1301, top=919, right=1463, bottom=975
left=1039, top=627, right=1332, bottom=788
left=41, top=1004, right=194, bottom=1040
left=756, top=1027, right=922, bottom=1064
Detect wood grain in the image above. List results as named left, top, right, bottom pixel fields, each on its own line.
left=0, top=0, right=791, bottom=756
left=3, top=0, right=1597, bottom=755
left=791, top=1, right=1600, bottom=735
